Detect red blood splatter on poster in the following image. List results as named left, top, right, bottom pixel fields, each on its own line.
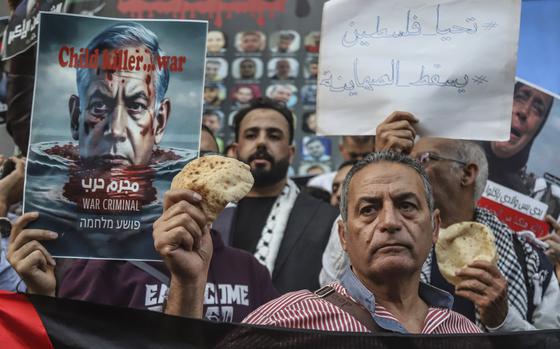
left=117, top=0, right=288, bottom=27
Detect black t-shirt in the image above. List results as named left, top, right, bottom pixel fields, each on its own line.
left=232, top=197, right=277, bottom=253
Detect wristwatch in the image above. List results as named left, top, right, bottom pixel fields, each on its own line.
left=0, top=217, right=12, bottom=238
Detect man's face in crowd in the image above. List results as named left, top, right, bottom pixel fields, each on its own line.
left=202, top=114, right=221, bottom=134
left=204, top=87, right=220, bottom=104
left=270, top=86, right=292, bottom=104
left=339, top=137, right=374, bottom=161
left=205, top=61, right=220, bottom=80
left=339, top=162, right=438, bottom=284
left=70, top=46, right=170, bottom=167
left=306, top=139, right=325, bottom=158
left=239, top=59, right=256, bottom=79
left=275, top=60, right=291, bottom=79
left=491, top=83, right=553, bottom=158
left=331, top=164, right=352, bottom=207
left=234, top=108, right=294, bottom=187
left=207, top=31, right=225, bottom=53
left=235, top=87, right=254, bottom=104
left=240, top=33, right=262, bottom=53
left=411, top=138, right=461, bottom=214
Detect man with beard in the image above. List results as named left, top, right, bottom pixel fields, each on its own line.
left=212, top=97, right=338, bottom=293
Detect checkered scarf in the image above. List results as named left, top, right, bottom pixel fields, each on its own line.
left=421, top=208, right=540, bottom=330
left=253, top=178, right=300, bottom=273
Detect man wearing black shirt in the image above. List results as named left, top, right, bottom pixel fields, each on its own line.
left=213, top=97, right=338, bottom=294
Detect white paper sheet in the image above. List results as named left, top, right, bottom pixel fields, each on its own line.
left=317, top=0, right=521, bottom=140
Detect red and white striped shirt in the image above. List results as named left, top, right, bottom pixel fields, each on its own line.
left=243, top=282, right=481, bottom=334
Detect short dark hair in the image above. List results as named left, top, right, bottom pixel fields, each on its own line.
left=200, top=124, right=219, bottom=154
left=233, top=97, right=294, bottom=143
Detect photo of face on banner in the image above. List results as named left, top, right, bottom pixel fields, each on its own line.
left=269, top=30, right=300, bottom=53
left=205, top=58, right=228, bottom=81
left=230, top=84, right=261, bottom=109
left=202, top=109, right=224, bottom=135
left=266, top=83, right=297, bottom=108
left=25, top=14, right=206, bottom=260
left=231, top=57, right=263, bottom=80
left=298, top=162, right=331, bottom=176
left=301, top=136, right=331, bottom=163
left=204, top=83, right=227, bottom=108
left=268, top=58, right=298, bottom=81
left=206, top=30, right=226, bottom=54
left=483, top=80, right=560, bottom=218
left=235, top=31, right=266, bottom=53
left=302, top=111, right=317, bottom=134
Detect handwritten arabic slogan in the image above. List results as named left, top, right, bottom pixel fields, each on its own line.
left=316, top=0, right=521, bottom=139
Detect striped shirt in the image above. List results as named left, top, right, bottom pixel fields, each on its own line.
left=243, top=282, right=481, bottom=334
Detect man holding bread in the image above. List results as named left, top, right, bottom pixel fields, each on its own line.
left=211, top=97, right=338, bottom=294
left=161, top=151, right=480, bottom=333
left=371, top=112, right=560, bottom=331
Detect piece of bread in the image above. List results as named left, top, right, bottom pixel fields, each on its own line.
left=171, top=155, right=254, bottom=221
left=435, top=222, right=498, bottom=286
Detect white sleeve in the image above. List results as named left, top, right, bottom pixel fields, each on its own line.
left=319, top=215, right=349, bottom=286
left=531, top=272, right=560, bottom=329
left=488, top=272, right=560, bottom=332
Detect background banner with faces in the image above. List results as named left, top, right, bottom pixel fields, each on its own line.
left=91, top=0, right=338, bottom=177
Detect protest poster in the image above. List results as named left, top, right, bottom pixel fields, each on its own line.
left=478, top=180, right=549, bottom=237
left=23, top=13, right=207, bottom=260
left=482, top=79, right=560, bottom=223
left=317, top=0, right=522, bottom=140
left=0, top=16, right=9, bottom=123
left=3, top=0, right=64, bottom=59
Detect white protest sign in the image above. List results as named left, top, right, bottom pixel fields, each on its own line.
left=317, top=0, right=521, bottom=139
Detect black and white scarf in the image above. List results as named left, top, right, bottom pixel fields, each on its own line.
left=421, top=208, right=541, bottom=329
left=253, top=179, right=300, bottom=273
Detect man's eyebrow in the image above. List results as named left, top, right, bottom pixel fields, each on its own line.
left=87, top=89, right=113, bottom=102
left=266, top=127, right=284, bottom=134
left=392, top=192, right=421, bottom=203
left=124, top=91, right=149, bottom=101
left=356, top=196, right=381, bottom=205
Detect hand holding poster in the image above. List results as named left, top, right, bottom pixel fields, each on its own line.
left=317, top=0, right=521, bottom=139
left=23, top=13, right=207, bottom=260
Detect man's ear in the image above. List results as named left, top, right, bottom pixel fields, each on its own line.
left=288, top=144, right=295, bottom=164
left=461, top=163, right=479, bottom=188
left=337, top=218, right=349, bottom=252
left=154, top=98, right=171, bottom=144
left=431, top=208, right=441, bottom=245
left=69, top=95, right=80, bottom=141
left=230, top=142, right=239, bottom=160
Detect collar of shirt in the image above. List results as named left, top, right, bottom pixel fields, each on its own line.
left=339, top=264, right=454, bottom=332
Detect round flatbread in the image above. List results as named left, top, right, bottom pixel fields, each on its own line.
left=435, top=221, right=498, bottom=286
left=171, top=155, right=254, bottom=221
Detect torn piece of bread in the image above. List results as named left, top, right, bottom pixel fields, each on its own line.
left=435, top=221, right=498, bottom=286
left=171, top=155, right=254, bottom=221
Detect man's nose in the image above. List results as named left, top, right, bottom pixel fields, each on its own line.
left=515, top=102, right=530, bottom=123
left=255, top=131, right=268, bottom=145
left=110, top=104, right=127, bottom=141
left=378, top=203, right=401, bottom=234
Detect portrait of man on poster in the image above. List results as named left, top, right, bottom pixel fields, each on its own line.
left=68, top=21, right=172, bottom=169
